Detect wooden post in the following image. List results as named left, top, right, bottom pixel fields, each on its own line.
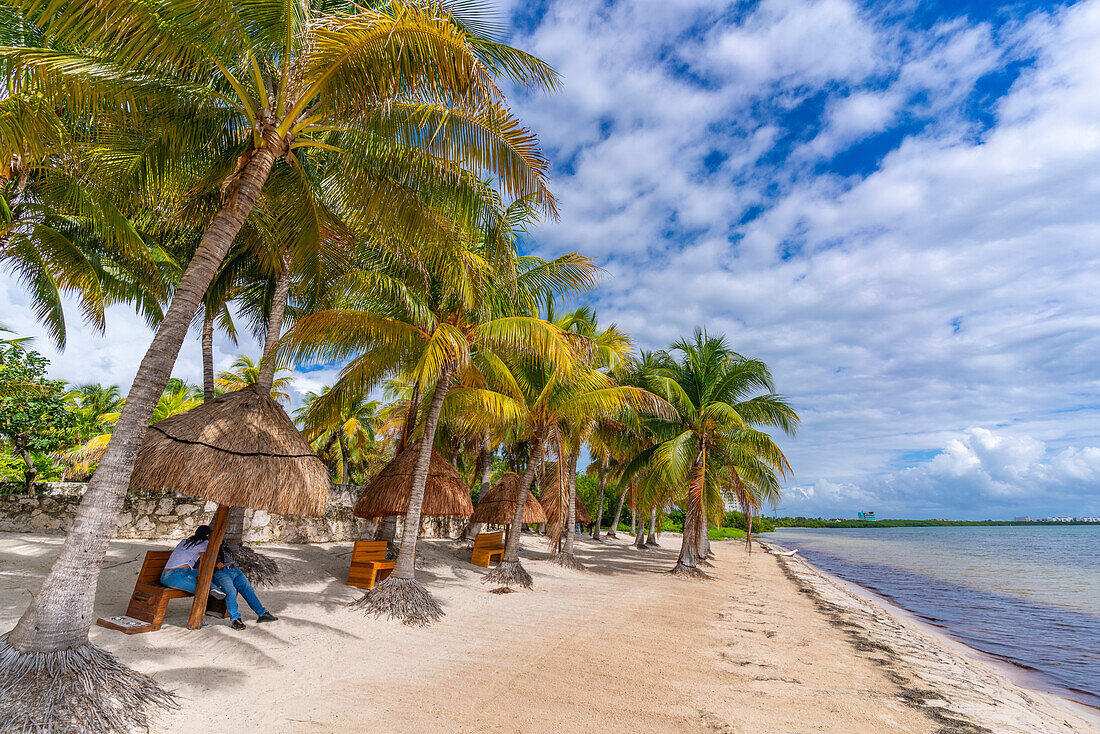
left=187, top=503, right=230, bottom=630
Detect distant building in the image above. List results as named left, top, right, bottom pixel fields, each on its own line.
left=1076, top=517, right=1100, bottom=523
left=857, top=511, right=877, bottom=521
left=1013, top=516, right=1032, bottom=522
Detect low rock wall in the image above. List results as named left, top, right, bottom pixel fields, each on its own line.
left=0, top=482, right=465, bottom=542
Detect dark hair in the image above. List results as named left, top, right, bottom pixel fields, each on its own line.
left=182, top=524, right=212, bottom=548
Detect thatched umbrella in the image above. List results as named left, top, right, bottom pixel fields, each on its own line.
left=129, top=385, right=329, bottom=629
left=353, top=442, right=473, bottom=519
left=539, top=486, right=592, bottom=526
left=471, top=472, right=547, bottom=546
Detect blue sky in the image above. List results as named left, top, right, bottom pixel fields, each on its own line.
left=2, top=0, right=1099, bottom=519
left=493, top=0, right=1100, bottom=519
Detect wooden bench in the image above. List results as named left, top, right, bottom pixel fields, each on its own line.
left=96, top=550, right=227, bottom=634
left=346, top=540, right=396, bottom=590
left=470, top=531, right=505, bottom=567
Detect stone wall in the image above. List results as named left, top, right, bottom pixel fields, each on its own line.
left=0, top=482, right=465, bottom=542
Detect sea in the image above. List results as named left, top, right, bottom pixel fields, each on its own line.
left=769, top=525, right=1100, bottom=710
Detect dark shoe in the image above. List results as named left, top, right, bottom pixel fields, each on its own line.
left=256, top=612, right=278, bottom=623
left=230, top=618, right=246, bottom=631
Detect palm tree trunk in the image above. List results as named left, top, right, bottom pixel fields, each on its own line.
left=647, top=506, right=659, bottom=546
left=606, top=482, right=627, bottom=539
left=256, top=251, right=292, bottom=394
left=671, top=448, right=708, bottom=578
left=464, top=436, right=491, bottom=542
left=552, top=447, right=583, bottom=570
left=634, top=507, right=648, bottom=549
left=633, top=479, right=642, bottom=537
left=745, top=508, right=753, bottom=553
left=697, top=497, right=712, bottom=564
left=202, top=307, right=216, bottom=403
left=484, top=432, right=546, bottom=588
left=353, top=362, right=454, bottom=625
left=226, top=254, right=288, bottom=580
left=339, top=432, right=351, bottom=485
left=396, top=379, right=422, bottom=454
left=672, top=504, right=701, bottom=576
left=591, top=463, right=606, bottom=541
left=1, top=142, right=278, bottom=732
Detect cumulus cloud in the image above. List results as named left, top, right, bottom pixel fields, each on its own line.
left=501, top=0, right=1100, bottom=517
left=790, top=428, right=1100, bottom=517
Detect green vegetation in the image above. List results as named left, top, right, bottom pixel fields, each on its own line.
left=0, top=345, right=76, bottom=491
left=771, top=517, right=1091, bottom=527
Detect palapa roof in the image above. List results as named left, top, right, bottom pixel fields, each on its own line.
left=470, top=472, right=547, bottom=525
left=129, top=385, right=329, bottom=516
left=538, top=487, right=593, bottom=525
left=353, top=442, right=473, bottom=518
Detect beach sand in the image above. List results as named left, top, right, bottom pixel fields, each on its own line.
left=0, top=530, right=1095, bottom=733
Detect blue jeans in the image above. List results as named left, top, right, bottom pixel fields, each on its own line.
left=161, top=566, right=267, bottom=621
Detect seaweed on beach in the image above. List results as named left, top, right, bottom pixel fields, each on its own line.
left=772, top=554, right=992, bottom=734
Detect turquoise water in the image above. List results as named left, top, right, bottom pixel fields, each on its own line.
left=770, top=526, right=1100, bottom=709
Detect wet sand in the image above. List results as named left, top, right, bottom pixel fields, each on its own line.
left=0, top=531, right=1094, bottom=732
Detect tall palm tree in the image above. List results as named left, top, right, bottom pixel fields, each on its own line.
left=283, top=239, right=594, bottom=623
left=645, top=330, right=798, bottom=577
left=295, top=386, right=383, bottom=485
left=215, top=354, right=295, bottom=403
left=0, top=3, right=558, bottom=729
left=548, top=306, right=632, bottom=567
left=445, top=351, right=673, bottom=587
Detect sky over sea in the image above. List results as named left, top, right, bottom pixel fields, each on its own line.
left=2, top=0, right=1099, bottom=519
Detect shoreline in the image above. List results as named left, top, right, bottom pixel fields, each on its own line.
left=761, top=539, right=1100, bottom=732
left=3, top=530, right=1097, bottom=732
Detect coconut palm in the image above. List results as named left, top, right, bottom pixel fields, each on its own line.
left=1, top=3, right=559, bottom=728
left=645, top=330, right=798, bottom=577
left=215, top=354, right=294, bottom=403
left=547, top=307, right=632, bottom=567
left=444, top=347, right=673, bottom=587
left=1, top=95, right=171, bottom=349
left=283, top=236, right=595, bottom=622
left=295, top=386, right=384, bottom=485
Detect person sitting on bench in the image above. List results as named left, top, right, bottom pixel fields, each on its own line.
left=161, top=524, right=278, bottom=630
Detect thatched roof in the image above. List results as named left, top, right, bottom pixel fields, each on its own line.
left=539, top=487, right=593, bottom=525
left=353, top=443, right=473, bottom=518
left=129, top=385, right=329, bottom=515
left=470, top=472, right=547, bottom=525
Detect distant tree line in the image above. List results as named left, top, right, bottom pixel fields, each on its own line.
left=770, top=517, right=1095, bottom=528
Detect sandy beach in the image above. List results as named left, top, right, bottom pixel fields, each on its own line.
left=0, top=530, right=1095, bottom=733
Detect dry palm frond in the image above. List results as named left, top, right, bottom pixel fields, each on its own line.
left=483, top=559, right=532, bottom=588
left=0, top=636, right=177, bottom=734
left=350, top=576, right=443, bottom=626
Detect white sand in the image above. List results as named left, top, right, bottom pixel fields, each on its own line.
left=0, top=531, right=1095, bottom=733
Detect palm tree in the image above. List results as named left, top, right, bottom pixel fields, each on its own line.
left=66, top=384, right=125, bottom=440
left=645, top=330, right=798, bottom=577
left=445, top=350, right=673, bottom=587
left=295, top=387, right=383, bottom=485
left=548, top=307, right=632, bottom=566
left=1, top=96, right=170, bottom=349
left=283, top=239, right=594, bottom=623
left=1, top=3, right=558, bottom=728
left=215, top=354, right=294, bottom=403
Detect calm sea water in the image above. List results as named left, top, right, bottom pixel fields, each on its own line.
left=769, top=526, right=1100, bottom=709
